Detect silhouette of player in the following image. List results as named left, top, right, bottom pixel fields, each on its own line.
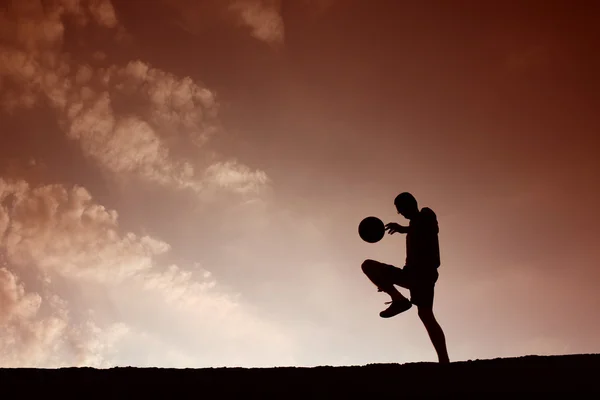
left=361, top=192, right=450, bottom=363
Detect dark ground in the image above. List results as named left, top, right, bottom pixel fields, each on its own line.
left=1, top=354, right=598, bottom=396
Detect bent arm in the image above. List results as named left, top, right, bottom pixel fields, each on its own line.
left=394, top=224, right=410, bottom=234
left=384, top=222, right=409, bottom=234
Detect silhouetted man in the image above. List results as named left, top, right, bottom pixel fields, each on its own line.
left=361, top=192, right=450, bottom=363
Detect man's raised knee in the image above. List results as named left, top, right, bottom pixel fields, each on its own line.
left=361, top=259, right=377, bottom=274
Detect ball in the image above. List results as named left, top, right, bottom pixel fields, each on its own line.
left=358, top=216, right=385, bottom=243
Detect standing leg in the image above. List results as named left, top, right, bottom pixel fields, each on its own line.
left=417, top=307, right=450, bottom=364
left=361, top=259, right=412, bottom=318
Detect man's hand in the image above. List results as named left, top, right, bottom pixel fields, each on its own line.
left=385, top=222, right=408, bottom=235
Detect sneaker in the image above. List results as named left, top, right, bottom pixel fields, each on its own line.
left=379, top=298, right=412, bottom=318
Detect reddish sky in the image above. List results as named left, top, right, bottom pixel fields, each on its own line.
left=0, top=0, right=598, bottom=367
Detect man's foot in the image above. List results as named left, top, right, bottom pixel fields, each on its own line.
left=379, top=298, right=412, bottom=318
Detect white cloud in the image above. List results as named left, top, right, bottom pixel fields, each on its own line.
left=0, top=0, right=292, bottom=368
left=1, top=179, right=167, bottom=284
left=106, top=59, right=219, bottom=148
left=0, top=178, right=295, bottom=367
left=0, top=264, right=128, bottom=368
left=88, top=0, right=118, bottom=28
left=229, top=0, right=285, bottom=46
left=0, top=0, right=269, bottom=198
left=162, top=0, right=286, bottom=46
left=204, top=160, right=270, bottom=194
left=65, top=92, right=202, bottom=191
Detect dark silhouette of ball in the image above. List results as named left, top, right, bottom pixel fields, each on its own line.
left=358, top=216, right=385, bottom=243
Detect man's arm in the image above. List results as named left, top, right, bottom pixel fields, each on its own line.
left=384, top=222, right=409, bottom=234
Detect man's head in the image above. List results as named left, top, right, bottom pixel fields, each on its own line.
left=394, top=192, right=419, bottom=219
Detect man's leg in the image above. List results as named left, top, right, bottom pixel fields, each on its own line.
left=411, top=276, right=450, bottom=363
left=361, top=259, right=412, bottom=318
left=417, top=306, right=450, bottom=364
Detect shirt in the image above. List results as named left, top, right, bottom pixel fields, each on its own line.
left=405, top=207, right=441, bottom=270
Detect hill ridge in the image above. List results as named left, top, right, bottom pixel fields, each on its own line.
left=2, top=353, right=598, bottom=395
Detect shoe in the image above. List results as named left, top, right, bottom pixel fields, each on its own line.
left=379, top=298, right=412, bottom=318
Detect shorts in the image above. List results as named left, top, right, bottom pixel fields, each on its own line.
left=362, top=260, right=439, bottom=308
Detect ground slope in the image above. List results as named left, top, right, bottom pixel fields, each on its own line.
left=1, top=354, right=598, bottom=395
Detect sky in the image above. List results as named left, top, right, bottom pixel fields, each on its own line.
left=0, top=0, right=598, bottom=368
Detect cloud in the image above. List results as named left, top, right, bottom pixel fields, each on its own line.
left=0, top=0, right=121, bottom=51
left=204, top=160, right=270, bottom=194
left=0, top=0, right=292, bottom=368
left=64, top=90, right=203, bottom=192
left=0, top=0, right=269, bottom=198
left=229, top=0, right=285, bottom=46
left=0, top=261, right=128, bottom=368
left=161, top=0, right=285, bottom=46
left=1, top=179, right=168, bottom=284
left=105, top=60, right=219, bottom=147
left=88, top=0, right=118, bottom=28
left=226, top=0, right=337, bottom=45
left=0, top=178, right=295, bottom=367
